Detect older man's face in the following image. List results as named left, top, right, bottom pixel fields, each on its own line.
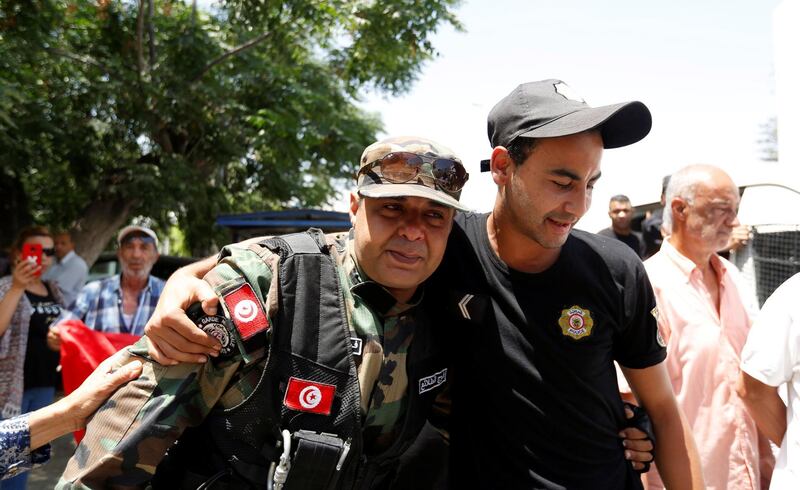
left=118, top=236, right=158, bottom=280
left=685, top=177, right=740, bottom=253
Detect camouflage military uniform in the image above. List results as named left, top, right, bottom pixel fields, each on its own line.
left=58, top=230, right=449, bottom=489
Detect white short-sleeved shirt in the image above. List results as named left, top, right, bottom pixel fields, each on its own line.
left=741, top=273, right=800, bottom=489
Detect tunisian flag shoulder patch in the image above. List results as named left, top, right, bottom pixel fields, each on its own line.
left=222, top=283, right=269, bottom=340
left=283, top=377, right=336, bottom=415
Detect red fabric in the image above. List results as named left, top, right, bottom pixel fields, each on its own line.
left=58, top=320, right=139, bottom=442
left=222, top=283, right=269, bottom=339
left=283, top=377, right=336, bottom=415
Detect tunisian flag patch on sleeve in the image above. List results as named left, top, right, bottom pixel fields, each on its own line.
left=283, top=377, right=336, bottom=415
left=222, top=283, right=269, bottom=340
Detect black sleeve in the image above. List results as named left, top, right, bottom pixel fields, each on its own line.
left=613, top=260, right=666, bottom=369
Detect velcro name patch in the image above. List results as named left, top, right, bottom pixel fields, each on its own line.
left=222, top=283, right=269, bottom=340
left=419, top=368, right=448, bottom=394
left=283, top=377, right=336, bottom=415
left=349, top=337, right=363, bottom=356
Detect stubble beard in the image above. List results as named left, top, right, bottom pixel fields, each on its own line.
left=506, top=180, right=568, bottom=250
left=121, top=263, right=153, bottom=282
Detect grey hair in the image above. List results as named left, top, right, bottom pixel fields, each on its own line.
left=662, top=166, right=704, bottom=234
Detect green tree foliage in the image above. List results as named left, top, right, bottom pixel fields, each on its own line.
left=1, top=0, right=462, bottom=260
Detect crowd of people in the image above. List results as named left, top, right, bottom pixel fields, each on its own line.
left=1, top=78, right=798, bottom=489
left=0, top=225, right=164, bottom=488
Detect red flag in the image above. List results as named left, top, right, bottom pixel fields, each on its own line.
left=58, top=320, right=139, bottom=442
left=222, top=283, right=269, bottom=340
left=283, top=377, right=336, bottom=415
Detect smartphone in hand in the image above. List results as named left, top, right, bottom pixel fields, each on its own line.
left=21, top=243, right=43, bottom=276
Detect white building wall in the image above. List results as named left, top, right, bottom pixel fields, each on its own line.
left=774, top=0, right=800, bottom=186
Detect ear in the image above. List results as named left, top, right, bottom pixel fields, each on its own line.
left=490, top=147, right=514, bottom=186
left=349, top=191, right=360, bottom=224
left=670, top=198, right=688, bottom=222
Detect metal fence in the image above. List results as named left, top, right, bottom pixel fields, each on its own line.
left=732, top=224, right=800, bottom=307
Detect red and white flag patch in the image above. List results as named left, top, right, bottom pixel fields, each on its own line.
left=283, top=377, right=336, bottom=416
left=222, top=283, right=269, bottom=340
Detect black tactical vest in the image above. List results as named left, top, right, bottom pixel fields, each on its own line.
left=151, top=229, right=448, bottom=490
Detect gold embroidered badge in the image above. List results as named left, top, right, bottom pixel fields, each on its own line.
left=558, top=305, right=594, bottom=340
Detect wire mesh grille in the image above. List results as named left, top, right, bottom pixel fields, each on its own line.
left=732, top=224, right=800, bottom=307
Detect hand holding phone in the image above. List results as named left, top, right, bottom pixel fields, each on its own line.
left=21, top=243, right=43, bottom=277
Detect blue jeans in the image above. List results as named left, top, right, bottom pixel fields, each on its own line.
left=1, top=387, right=56, bottom=490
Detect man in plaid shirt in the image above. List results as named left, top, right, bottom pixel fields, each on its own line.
left=48, top=226, right=165, bottom=339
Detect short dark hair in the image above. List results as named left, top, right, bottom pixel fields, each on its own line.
left=54, top=229, right=76, bottom=242
left=507, top=137, right=537, bottom=166
left=609, top=194, right=631, bottom=205
left=661, top=175, right=672, bottom=196
left=11, top=226, right=52, bottom=254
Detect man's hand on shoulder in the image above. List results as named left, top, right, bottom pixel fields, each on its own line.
left=145, top=258, right=221, bottom=365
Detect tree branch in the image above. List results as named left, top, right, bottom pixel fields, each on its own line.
left=191, top=31, right=273, bottom=84
left=136, top=0, right=146, bottom=79
left=45, top=47, right=109, bottom=72
left=147, top=0, right=156, bottom=69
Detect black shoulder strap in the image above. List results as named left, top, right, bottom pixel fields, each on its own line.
left=261, top=228, right=362, bottom=488
left=163, top=229, right=362, bottom=490
left=258, top=227, right=328, bottom=259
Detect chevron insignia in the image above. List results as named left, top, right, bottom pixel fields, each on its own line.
left=458, top=294, right=474, bottom=320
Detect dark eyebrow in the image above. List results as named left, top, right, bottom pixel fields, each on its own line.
left=550, top=169, right=580, bottom=180
left=550, top=168, right=602, bottom=183
left=383, top=196, right=448, bottom=210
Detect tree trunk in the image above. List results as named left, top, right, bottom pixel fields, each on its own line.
left=0, top=173, right=33, bottom=249
left=73, top=197, right=137, bottom=267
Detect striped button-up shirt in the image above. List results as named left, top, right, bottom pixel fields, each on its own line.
left=52, top=275, right=165, bottom=336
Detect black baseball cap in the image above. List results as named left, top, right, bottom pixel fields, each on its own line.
left=487, top=79, right=652, bottom=150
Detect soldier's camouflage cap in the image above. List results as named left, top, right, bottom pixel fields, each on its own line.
left=356, top=136, right=471, bottom=211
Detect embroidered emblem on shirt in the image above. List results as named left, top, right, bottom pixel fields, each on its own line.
left=222, top=283, right=269, bottom=340
left=419, top=368, right=448, bottom=394
left=656, top=329, right=667, bottom=348
left=650, top=306, right=659, bottom=321
left=284, top=377, right=336, bottom=415
left=458, top=294, right=474, bottom=320
left=197, top=315, right=235, bottom=357
left=558, top=305, right=594, bottom=340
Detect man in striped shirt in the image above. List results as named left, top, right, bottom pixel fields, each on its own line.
left=48, top=226, right=165, bottom=342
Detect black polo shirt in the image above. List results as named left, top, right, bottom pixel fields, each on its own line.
left=430, top=212, right=665, bottom=489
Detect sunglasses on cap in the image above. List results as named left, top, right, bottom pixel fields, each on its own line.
left=358, top=152, right=469, bottom=193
